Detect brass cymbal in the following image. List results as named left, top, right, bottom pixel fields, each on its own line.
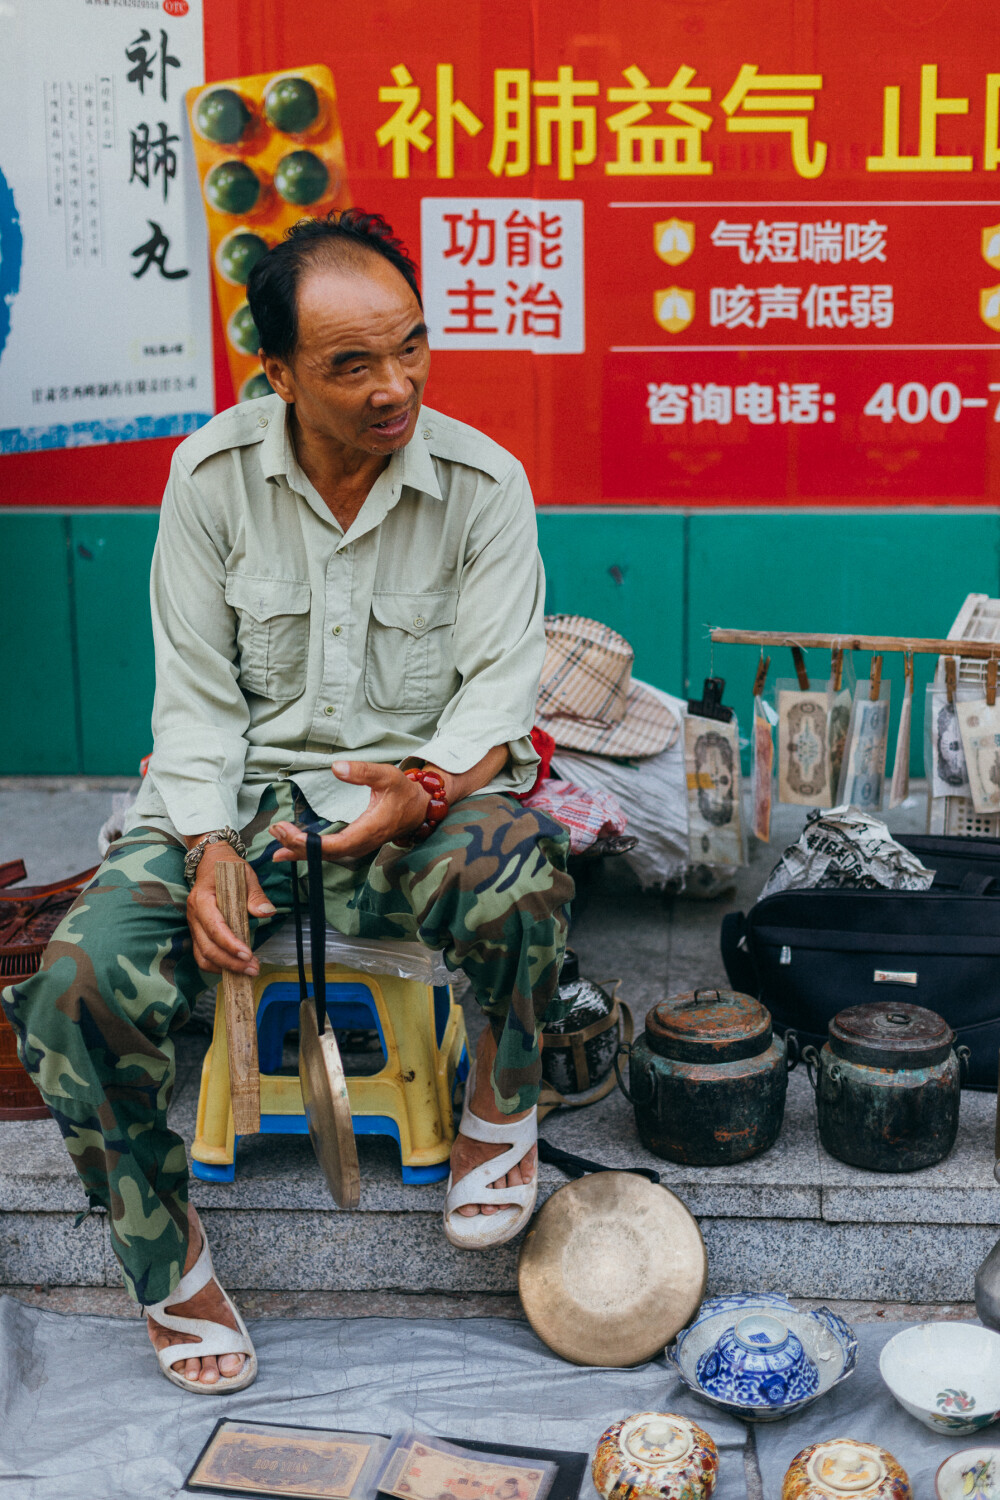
left=517, top=1171, right=706, bottom=1367
left=298, top=999, right=360, bottom=1209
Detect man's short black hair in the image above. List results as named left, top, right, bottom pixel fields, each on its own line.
left=246, top=209, right=422, bottom=361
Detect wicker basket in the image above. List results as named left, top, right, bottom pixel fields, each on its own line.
left=0, top=868, right=96, bottom=1121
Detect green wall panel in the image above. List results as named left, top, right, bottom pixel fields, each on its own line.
left=69, top=514, right=160, bottom=776
left=687, top=513, right=1000, bottom=774
left=3, top=508, right=998, bottom=778
left=536, top=511, right=686, bottom=695
left=0, top=515, right=80, bottom=773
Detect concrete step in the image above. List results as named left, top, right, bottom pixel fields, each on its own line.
left=2, top=1019, right=997, bottom=1302
left=2, top=779, right=997, bottom=1304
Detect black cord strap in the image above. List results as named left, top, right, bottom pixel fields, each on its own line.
left=291, top=829, right=328, bottom=1035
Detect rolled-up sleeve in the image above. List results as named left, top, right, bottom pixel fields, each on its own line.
left=147, top=456, right=249, bottom=834
left=409, top=460, right=544, bottom=795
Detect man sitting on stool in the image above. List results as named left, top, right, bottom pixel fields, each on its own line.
left=2, top=210, right=572, bottom=1394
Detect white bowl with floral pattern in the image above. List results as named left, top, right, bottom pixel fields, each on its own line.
left=880, top=1324, right=1000, bottom=1436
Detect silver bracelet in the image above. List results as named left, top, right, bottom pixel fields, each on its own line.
left=183, top=827, right=247, bottom=885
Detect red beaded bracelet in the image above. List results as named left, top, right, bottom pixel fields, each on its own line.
left=403, top=766, right=450, bottom=844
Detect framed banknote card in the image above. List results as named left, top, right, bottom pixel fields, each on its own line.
left=377, top=1433, right=557, bottom=1500
left=684, top=713, right=743, bottom=865
left=777, top=686, right=832, bottom=806
left=836, top=682, right=891, bottom=811
left=185, top=1420, right=389, bottom=1500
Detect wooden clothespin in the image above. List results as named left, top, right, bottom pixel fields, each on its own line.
left=753, top=653, right=770, bottom=698
left=870, top=654, right=883, bottom=701
left=988, top=656, right=998, bottom=707
left=687, top=676, right=734, bottom=722
left=831, top=645, right=844, bottom=692
left=945, top=656, right=957, bottom=705
left=790, top=645, right=810, bottom=691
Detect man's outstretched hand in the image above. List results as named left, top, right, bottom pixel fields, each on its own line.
left=269, top=761, right=431, bottom=864
left=186, top=843, right=276, bottom=977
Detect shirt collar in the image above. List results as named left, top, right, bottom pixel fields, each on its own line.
left=258, top=400, right=444, bottom=502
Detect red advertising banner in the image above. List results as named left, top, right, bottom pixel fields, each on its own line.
left=5, top=0, right=1000, bottom=506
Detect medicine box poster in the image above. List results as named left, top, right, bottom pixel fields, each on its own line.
left=3, top=0, right=1000, bottom=509
left=0, top=0, right=213, bottom=455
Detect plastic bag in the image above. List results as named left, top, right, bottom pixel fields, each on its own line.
left=254, top=925, right=451, bottom=987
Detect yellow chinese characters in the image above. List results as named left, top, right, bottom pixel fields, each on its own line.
left=375, top=60, right=1000, bottom=181
left=867, top=65, right=972, bottom=172
left=606, top=66, right=712, bottom=176
left=377, top=63, right=482, bottom=178
left=720, top=66, right=826, bottom=179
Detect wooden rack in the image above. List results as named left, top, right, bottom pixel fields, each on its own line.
left=709, top=628, right=1000, bottom=660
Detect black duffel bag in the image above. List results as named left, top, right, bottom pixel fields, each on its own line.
left=721, top=833, right=1000, bottom=1089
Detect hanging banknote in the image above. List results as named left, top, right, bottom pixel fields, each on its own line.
left=751, top=695, right=776, bottom=841
left=956, top=700, right=1000, bottom=813
left=685, top=713, right=743, bottom=865
left=888, top=662, right=913, bottom=808
left=777, top=689, right=831, bottom=805
left=827, top=686, right=852, bottom=803
left=928, top=690, right=972, bottom=799
left=838, top=684, right=891, bottom=811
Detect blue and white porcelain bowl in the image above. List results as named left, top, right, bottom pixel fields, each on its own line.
left=695, top=1312, right=820, bottom=1410
left=667, top=1293, right=859, bottom=1423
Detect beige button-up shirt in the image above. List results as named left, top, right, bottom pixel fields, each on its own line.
left=128, top=394, right=545, bottom=839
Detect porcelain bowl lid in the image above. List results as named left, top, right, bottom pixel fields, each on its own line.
left=645, top=988, right=772, bottom=1062
left=805, top=1441, right=887, bottom=1493
left=828, top=1002, right=955, bottom=1069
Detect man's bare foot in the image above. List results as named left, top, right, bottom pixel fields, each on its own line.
left=146, top=1204, right=246, bottom=1386
left=449, top=1027, right=536, bottom=1218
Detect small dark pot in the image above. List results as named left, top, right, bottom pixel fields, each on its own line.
left=616, top=988, right=797, bottom=1166
left=803, top=1001, right=969, bottom=1173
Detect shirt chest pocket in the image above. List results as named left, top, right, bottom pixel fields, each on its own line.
left=365, top=590, right=460, bottom=714
left=225, top=573, right=311, bottom=702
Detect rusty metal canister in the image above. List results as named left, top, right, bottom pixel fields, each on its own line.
left=615, top=988, right=797, bottom=1165
left=802, top=1002, right=969, bottom=1173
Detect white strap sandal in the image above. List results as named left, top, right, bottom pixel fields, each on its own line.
left=142, top=1212, right=257, bottom=1394
left=444, top=1069, right=538, bottom=1250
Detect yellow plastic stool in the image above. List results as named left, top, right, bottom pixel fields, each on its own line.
left=191, top=962, right=468, bottom=1184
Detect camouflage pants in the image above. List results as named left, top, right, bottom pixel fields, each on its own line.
left=1, top=784, right=572, bottom=1305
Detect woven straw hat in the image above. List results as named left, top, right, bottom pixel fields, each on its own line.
left=535, top=615, right=679, bottom=758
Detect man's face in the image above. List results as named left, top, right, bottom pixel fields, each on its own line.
left=263, top=252, right=430, bottom=458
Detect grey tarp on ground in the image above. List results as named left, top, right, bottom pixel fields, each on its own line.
left=754, top=1320, right=999, bottom=1499
left=0, top=1298, right=750, bottom=1500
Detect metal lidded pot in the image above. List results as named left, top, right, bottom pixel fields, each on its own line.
left=802, top=1001, right=969, bottom=1173
left=615, top=987, right=797, bottom=1165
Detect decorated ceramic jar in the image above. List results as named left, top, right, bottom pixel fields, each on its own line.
left=592, top=1412, right=719, bottom=1500
left=696, top=1311, right=819, bottom=1410
left=782, top=1440, right=912, bottom=1500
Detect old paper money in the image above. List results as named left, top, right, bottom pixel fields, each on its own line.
left=751, top=696, right=774, bottom=842
left=929, top=691, right=971, bottom=799
left=379, top=1441, right=551, bottom=1500
left=888, top=673, right=913, bottom=808
left=839, top=687, right=890, bottom=811
left=957, top=699, right=1000, bottom=813
left=777, top=689, right=831, bottom=805
left=827, top=687, right=852, bottom=804
left=190, top=1422, right=379, bottom=1499
left=685, top=713, right=743, bottom=865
